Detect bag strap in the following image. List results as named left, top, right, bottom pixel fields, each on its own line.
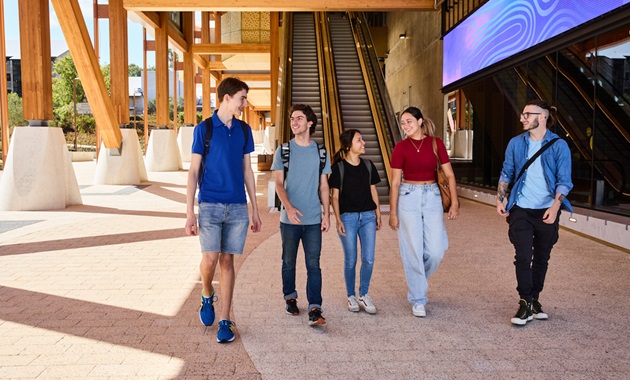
left=431, top=137, right=442, bottom=170
left=513, top=137, right=560, bottom=184
left=198, top=117, right=214, bottom=186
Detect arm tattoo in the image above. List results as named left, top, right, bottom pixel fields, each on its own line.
left=497, top=182, right=508, bottom=202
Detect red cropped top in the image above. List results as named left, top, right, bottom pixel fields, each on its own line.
left=390, top=136, right=450, bottom=182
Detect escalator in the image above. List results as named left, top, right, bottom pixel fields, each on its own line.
left=327, top=13, right=390, bottom=201
left=279, top=12, right=399, bottom=203
left=289, top=13, right=325, bottom=145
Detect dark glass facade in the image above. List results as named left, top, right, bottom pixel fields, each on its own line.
left=450, top=20, right=630, bottom=217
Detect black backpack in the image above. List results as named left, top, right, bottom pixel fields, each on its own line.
left=198, top=117, right=250, bottom=186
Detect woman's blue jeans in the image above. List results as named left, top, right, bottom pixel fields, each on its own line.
left=280, top=222, right=323, bottom=310
left=338, top=211, right=377, bottom=297
left=397, top=183, right=448, bottom=305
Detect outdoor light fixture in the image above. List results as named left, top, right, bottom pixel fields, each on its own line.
left=399, top=33, right=407, bottom=39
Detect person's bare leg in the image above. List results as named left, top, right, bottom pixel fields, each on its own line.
left=218, top=253, right=235, bottom=320
left=200, top=252, right=219, bottom=297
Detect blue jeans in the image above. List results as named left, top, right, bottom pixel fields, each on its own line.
left=338, top=211, right=376, bottom=297
left=397, top=183, right=448, bottom=305
left=280, top=223, right=323, bottom=310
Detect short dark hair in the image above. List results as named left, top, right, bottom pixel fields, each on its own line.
left=526, top=99, right=557, bottom=128
left=217, top=77, right=249, bottom=103
left=290, top=104, right=317, bottom=135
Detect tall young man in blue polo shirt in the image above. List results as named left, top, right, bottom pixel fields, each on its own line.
left=185, top=77, right=261, bottom=343
left=496, top=99, right=573, bottom=326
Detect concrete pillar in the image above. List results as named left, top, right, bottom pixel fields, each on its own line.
left=94, top=129, right=148, bottom=184
left=145, top=129, right=182, bottom=171
left=177, top=125, right=195, bottom=163
left=0, top=127, right=82, bottom=211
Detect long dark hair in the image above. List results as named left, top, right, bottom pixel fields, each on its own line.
left=332, top=129, right=360, bottom=166
left=401, top=106, right=436, bottom=137
left=526, top=99, right=557, bottom=128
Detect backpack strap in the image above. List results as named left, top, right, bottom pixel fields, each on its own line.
left=239, top=121, right=250, bottom=153
left=198, top=117, right=214, bottom=186
left=281, top=142, right=290, bottom=184
left=317, top=143, right=327, bottom=176
left=338, top=160, right=345, bottom=195
left=338, top=158, right=372, bottom=197
left=514, top=137, right=560, bottom=184
left=362, top=158, right=372, bottom=187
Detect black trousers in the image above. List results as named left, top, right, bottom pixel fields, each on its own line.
left=508, top=206, right=560, bottom=303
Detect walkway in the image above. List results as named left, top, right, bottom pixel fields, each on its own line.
left=1, top=155, right=629, bottom=379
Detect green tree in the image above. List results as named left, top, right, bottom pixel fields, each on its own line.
left=7, top=92, right=27, bottom=127
left=128, top=63, right=142, bottom=77
left=52, top=55, right=82, bottom=108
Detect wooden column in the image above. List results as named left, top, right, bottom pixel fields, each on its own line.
left=109, top=0, right=129, bottom=124
left=212, top=12, right=222, bottom=104
left=50, top=0, right=122, bottom=148
left=270, top=12, right=279, bottom=127
left=201, top=12, right=211, bottom=118
left=182, top=12, right=196, bottom=125
left=18, top=0, right=53, bottom=123
left=155, top=12, right=169, bottom=127
left=1, top=0, right=9, bottom=166
left=173, top=52, right=178, bottom=131
left=143, top=28, right=149, bottom=152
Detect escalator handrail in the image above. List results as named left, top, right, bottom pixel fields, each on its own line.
left=352, top=12, right=403, bottom=146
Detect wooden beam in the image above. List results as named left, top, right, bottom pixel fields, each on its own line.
left=224, top=73, right=270, bottom=82
left=50, top=0, right=122, bottom=147
left=124, top=0, right=436, bottom=11
left=201, top=12, right=211, bottom=118
left=155, top=12, right=170, bottom=127
left=182, top=12, right=196, bottom=125
left=109, top=0, right=129, bottom=124
left=270, top=12, right=279, bottom=127
left=18, top=0, right=53, bottom=121
left=167, top=19, right=188, bottom=52
left=192, top=43, right=270, bottom=54
left=1, top=0, right=9, bottom=165
left=131, top=10, right=160, bottom=29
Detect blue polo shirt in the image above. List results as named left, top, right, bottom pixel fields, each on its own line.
left=192, top=111, right=255, bottom=204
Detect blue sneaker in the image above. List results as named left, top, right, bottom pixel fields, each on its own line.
left=217, top=320, right=235, bottom=343
left=199, top=292, right=215, bottom=326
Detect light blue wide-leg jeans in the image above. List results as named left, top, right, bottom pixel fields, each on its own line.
left=397, top=183, right=448, bottom=305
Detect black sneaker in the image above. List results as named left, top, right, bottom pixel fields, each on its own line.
left=532, top=299, right=549, bottom=320
left=510, top=299, right=533, bottom=326
left=308, top=307, right=326, bottom=326
left=286, top=298, right=299, bottom=316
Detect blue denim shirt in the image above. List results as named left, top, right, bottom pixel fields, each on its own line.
left=499, top=130, right=573, bottom=213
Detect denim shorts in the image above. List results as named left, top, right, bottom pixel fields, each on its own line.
left=198, top=202, right=249, bottom=254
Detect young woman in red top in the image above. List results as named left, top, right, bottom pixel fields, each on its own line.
left=389, top=106, right=459, bottom=317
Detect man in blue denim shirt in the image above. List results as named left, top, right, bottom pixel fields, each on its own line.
left=496, top=99, right=573, bottom=326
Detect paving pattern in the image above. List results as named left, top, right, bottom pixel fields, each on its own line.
left=1, top=154, right=629, bottom=379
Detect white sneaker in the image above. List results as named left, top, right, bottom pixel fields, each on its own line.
left=347, top=295, right=360, bottom=312
left=412, top=303, right=426, bottom=317
left=358, top=294, right=377, bottom=314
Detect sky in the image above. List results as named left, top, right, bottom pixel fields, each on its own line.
left=4, top=0, right=148, bottom=66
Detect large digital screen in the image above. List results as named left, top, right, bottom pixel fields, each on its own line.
left=443, top=0, right=630, bottom=87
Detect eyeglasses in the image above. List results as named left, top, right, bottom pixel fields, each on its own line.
left=520, top=112, right=541, bottom=119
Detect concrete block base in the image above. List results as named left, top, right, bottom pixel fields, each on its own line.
left=177, top=126, right=195, bottom=163
left=94, top=129, right=148, bottom=185
left=145, top=129, right=182, bottom=172
left=0, top=127, right=82, bottom=211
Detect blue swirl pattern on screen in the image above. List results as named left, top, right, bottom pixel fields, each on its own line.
left=443, top=0, right=629, bottom=87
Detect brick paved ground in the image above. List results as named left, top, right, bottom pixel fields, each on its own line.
left=1, top=152, right=629, bottom=379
